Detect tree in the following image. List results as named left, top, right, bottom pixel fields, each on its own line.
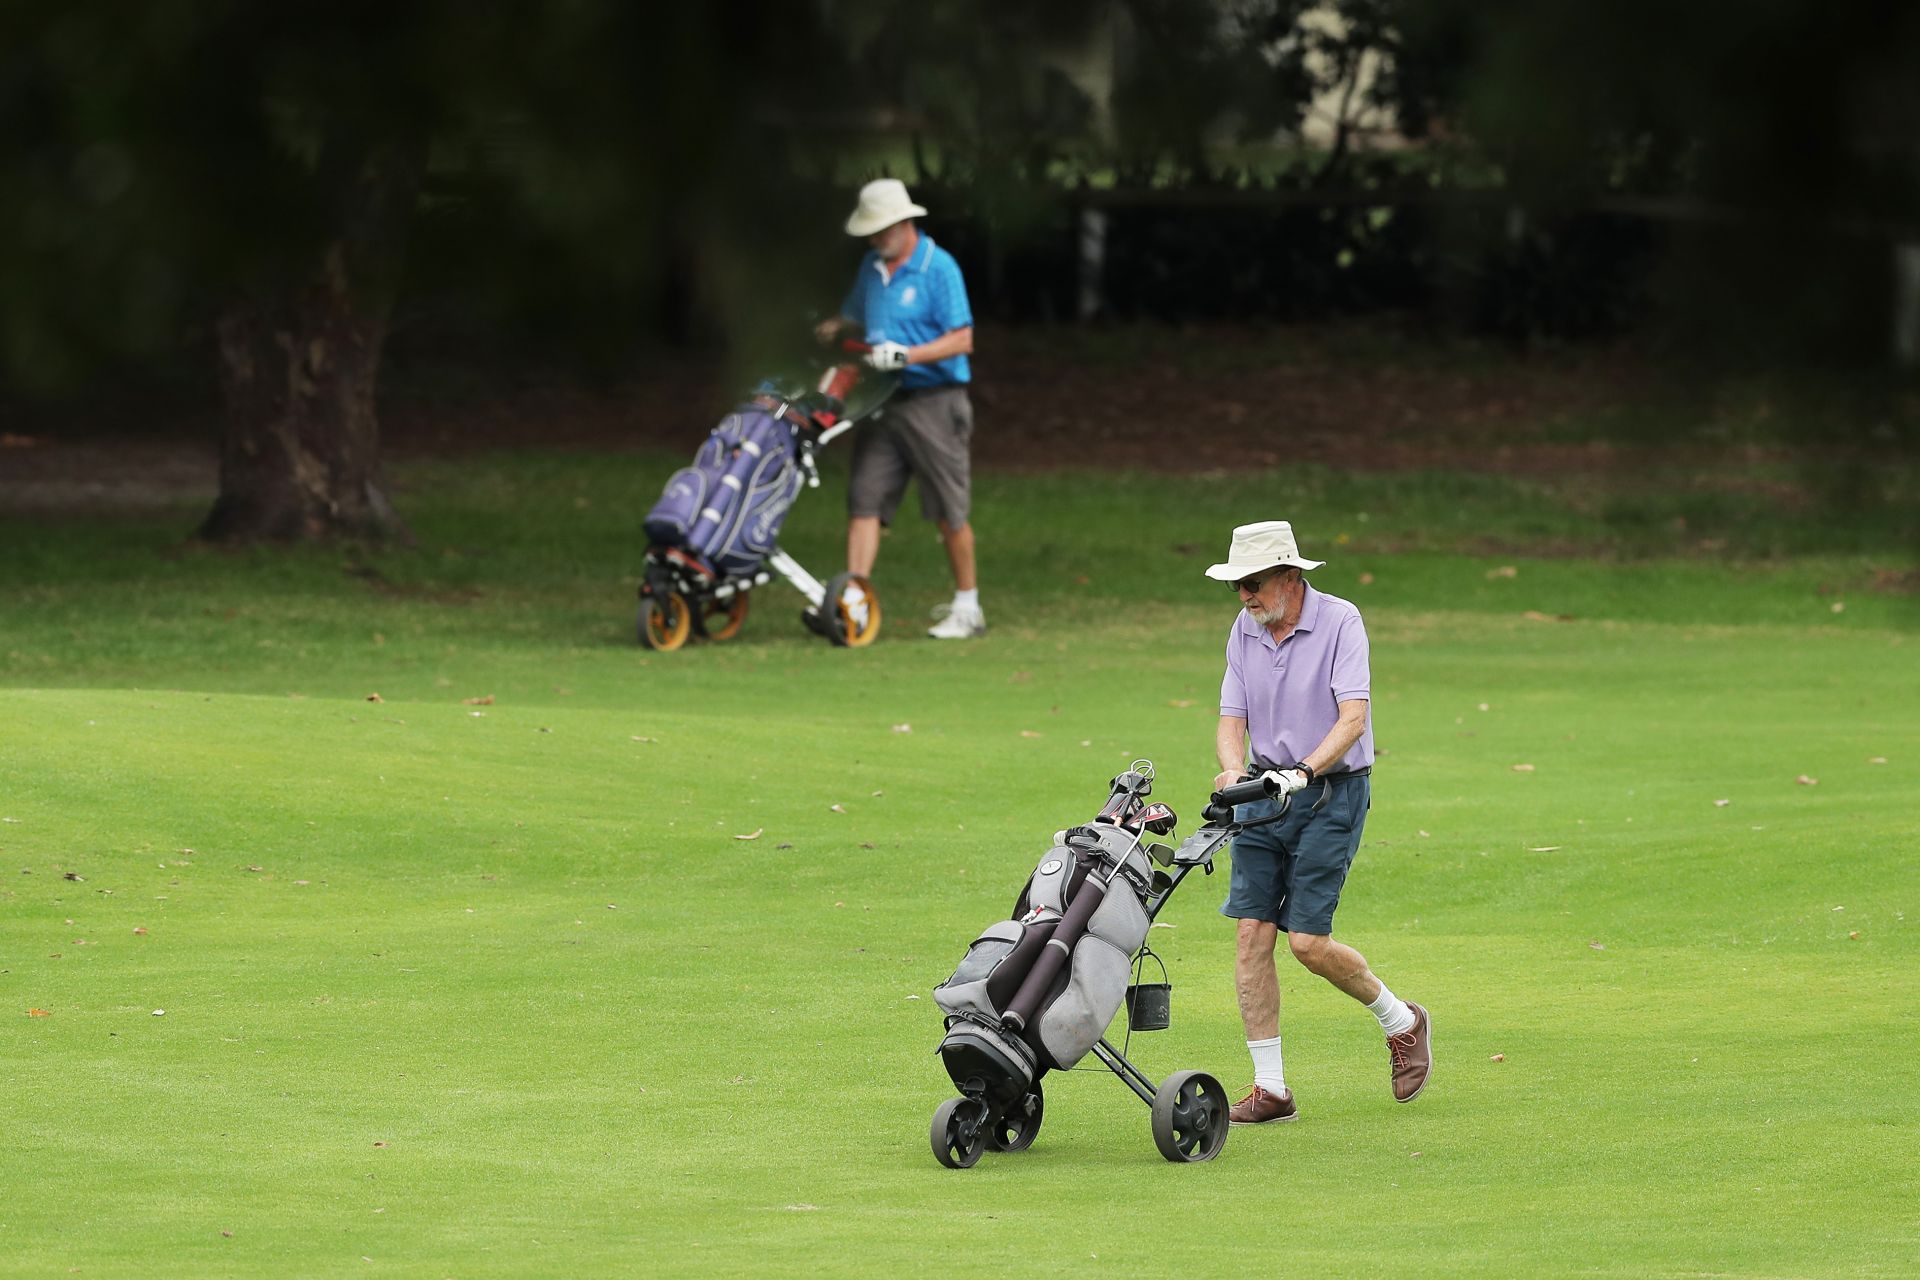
left=0, top=1, right=843, bottom=543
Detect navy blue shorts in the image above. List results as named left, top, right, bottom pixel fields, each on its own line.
left=1220, top=775, right=1370, bottom=936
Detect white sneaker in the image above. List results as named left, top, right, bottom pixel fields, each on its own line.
left=927, top=605, right=986, bottom=640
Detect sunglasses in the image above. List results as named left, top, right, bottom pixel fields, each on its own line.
left=1229, top=569, right=1283, bottom=594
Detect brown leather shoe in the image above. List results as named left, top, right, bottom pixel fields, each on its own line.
left=1387, top=1002, right=1432, bottom=1102
left=1228, top=1085, right=1298, bottom=1125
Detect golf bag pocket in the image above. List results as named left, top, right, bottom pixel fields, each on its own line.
left=934, top=920, right=1026, bottom=1020
left=1036, top=934, right=1132, bottom=1068
left=643, top=435, right=725, bottom=546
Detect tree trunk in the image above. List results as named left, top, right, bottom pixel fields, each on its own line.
left=199, top=135, right=424, bottom=543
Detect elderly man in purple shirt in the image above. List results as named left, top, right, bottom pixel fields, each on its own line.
left=1204, top=520, right=1432, bottom=1126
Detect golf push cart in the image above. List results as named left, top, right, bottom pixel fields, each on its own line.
left=929, top=762, right=1298, bottom=1166
left=637, top=340, right=896, bottom=651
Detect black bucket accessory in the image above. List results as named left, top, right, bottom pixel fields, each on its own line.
left=1125, top=946, right=1171, bottom=1032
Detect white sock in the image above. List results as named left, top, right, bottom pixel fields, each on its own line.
left=953, top=588, right=980, bottom=612
left=1368, top=984, right=1416, bottom=1037
left=1247, top=1036, right=1285, bottom=1094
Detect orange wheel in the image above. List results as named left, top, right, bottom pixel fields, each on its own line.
left=638, top=592, right=693, bottom=651
left=825, top=572, right=882, bottom=648
left=700, top=592, right=750, bottom=642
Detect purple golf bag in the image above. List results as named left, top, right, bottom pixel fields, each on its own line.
left=643, top=406, right=804, bottom=578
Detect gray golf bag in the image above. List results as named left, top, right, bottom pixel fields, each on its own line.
left=928, top=762, right=1287, bottom=1166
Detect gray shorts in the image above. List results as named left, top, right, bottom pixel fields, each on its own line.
left=1221, top=774, right=1370, bottom=936
left=847, top=386, right=973, bottom=528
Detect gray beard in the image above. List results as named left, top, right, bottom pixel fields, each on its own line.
left=1246, top=602, right=1283, bottom=626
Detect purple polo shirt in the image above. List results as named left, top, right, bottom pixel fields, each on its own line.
left=1219, top=583, right=1374, bottom=773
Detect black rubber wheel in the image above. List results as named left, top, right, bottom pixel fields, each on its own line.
left=637, top=592, right=692, bottom=651
left=1150, top=1069, right=1229, bottom=1163
left=930, top=1097, right=988, bottom=1169
left=986, top=1082, right=1044, bottom=1153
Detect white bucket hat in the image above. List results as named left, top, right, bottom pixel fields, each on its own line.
left=1203, top=520, right=1325, bottom=580
left=845, top=178, right=928, bottom=237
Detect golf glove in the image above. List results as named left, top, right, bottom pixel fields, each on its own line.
left=1264, top=767, right=1311, bottom=796
left=865, top=341, right=910, bottom=371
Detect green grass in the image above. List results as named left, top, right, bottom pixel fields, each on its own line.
left=3, top=452, right=1918, bottom=1277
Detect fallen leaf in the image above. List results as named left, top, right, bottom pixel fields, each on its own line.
left=775, top=842, right=793, bottom=850
left=830, top=803, right=847, bottom=814
left=373, top=1141, right=388, bottom=1148
left=1848, top=931, right=1860, bottom=940
left=463, top=695, right=495, bottom=706
left=1418, top=829, right=1431, bottom=838
left=63, top=871, right=84, bottom=881
left=1586, top=941, right=1606, bottom=951
left=27, top=1008, right=51, bottom=1017
left=1149, top=922, right=1177, bottom=929
left=1358, top=572, right=1375, bottom=585
left=871, top=790, right=884, bottom=797
left=365, top=692, right=383, bottom=703
left=860, top=842, right=875, bottom=850
left=247, top=865, right=264, bottom=873
left=1020, top=730, right=1043, bottom=739
left=1868, top=756, right=1887, bottom=764
left=221, top=1231, right=233, bottom=1239
left=133, top=926, right=147, bottom=935
left=1410, top=1151, right=1423, bottom=1158
left=905, top=994, right=920, bottom=1000
left=1511, top=763, right=1536, bottom=773
left=1831, top=601, right=1846, bottom=613
left=1167, top=699, right=1195, bottom=708
left=631, top=735, right=657, bottom=743
left=1795, top=774, right=1818, bottom=786
left=1714, top=799, right=1730, bottom=807
left=734, top=829, right=764, bottom=841
left=1477, top=702, right=1490, bottom=711
left=1486, top=565, right=1518, bottom=579
left=606, top=903, right=618, bottom=910
left=152, top=1009, right=165, bottom=1016
left=1489, top=1053, right=1505, bottom=1062
left=1527, top=845, right=1561, bottom=852
left=891, top=723, right=912, bottom=733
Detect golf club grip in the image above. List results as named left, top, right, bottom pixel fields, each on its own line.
left=999, top=872, right=1108, bottom=1032
left=838, top=339, right=872, bottom=354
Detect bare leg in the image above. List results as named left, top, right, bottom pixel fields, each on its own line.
left=847, top=516, right=882, bottom=577
left=936, top=519, right=976, bottom=592
left=1235, top=918, right=1281, bottom=1039
left=1288, top=932, right=1384, bottom=1004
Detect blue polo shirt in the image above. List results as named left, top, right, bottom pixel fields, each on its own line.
left=840, top=232, right=972, bottom=389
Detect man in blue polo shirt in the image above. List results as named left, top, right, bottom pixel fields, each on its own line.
left=816, top=179, right=984, bottom=640
left=1203, top=520, right=1433, bottom=1126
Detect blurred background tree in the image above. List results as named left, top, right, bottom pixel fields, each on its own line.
left=2, top=0, right=1914, bottom=542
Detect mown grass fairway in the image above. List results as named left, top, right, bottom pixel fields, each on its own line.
left=3, top=452, right=1917, bottom=1277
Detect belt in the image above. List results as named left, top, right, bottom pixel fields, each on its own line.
left=1252, top=762, right=1371, bottom=784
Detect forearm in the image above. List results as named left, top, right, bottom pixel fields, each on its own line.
left=1299, top=700, right=1368, bottom=775
left=1217, top=715, right=1248, bottom=775
left=909, top=326, right=973, bottom=365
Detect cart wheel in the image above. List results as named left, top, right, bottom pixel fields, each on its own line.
left=1150, top=1070, right=1229, bottom=1163
left=986, top=1082, right=1044, bottom=1153
left=637, top=592, right=692, bottom=651
left=930, top=1097, right=988, bottom=1169
left=814, top=571, right=881, bottom=648
left=697, top=592, right=749, bottom=642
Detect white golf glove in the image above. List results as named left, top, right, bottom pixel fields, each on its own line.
left=865, top=341, right=910, bottom=371
left=1264, top=767, right=1311, bottom=796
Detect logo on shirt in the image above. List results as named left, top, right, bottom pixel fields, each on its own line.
left=900, top=286, right=917, bottom=306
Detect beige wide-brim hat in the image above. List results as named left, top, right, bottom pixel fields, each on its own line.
left=1203, top=520, right=1325, bottom=580
left=845, top=178, right=928, bottom=237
